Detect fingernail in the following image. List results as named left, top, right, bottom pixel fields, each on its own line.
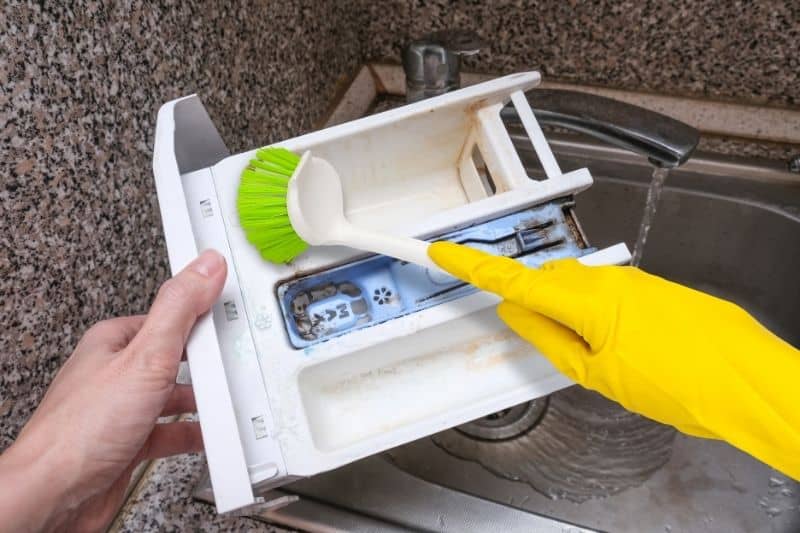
left=189, top=250, right=225, bottom=278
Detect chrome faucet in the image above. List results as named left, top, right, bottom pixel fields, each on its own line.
left=402, top=32, right=699, bottom=167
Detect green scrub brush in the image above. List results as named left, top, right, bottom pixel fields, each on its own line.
left=237, top=148, right=307, bottom=263
left=236, top=147, right=438, bottom=270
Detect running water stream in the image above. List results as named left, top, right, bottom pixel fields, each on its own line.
left=631, top=166, right=670, bottom=266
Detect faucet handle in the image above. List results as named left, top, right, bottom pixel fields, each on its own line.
left=402, top=30, right=484, bottom=102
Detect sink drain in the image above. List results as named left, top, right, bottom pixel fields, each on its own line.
left=456, top=398, right=548, bottom=441
left=437, top=386, right=676, bottom=503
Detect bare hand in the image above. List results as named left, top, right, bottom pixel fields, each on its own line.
left=0, top=250, right=226, bottom=532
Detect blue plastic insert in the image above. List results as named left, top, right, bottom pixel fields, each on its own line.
left=277, top=199, right=591, bottom=349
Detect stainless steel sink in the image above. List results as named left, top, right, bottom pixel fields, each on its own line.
left=195, top=73, right=800, bottom=531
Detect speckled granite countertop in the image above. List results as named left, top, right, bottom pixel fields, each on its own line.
left=113, top=454, right=290, bottom=532
left=2, top=1, right=360, bottom=530
left=2, top=1, right=798, bottom=531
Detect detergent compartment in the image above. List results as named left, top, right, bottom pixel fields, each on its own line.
left=278, top=199, right=590, bottom=348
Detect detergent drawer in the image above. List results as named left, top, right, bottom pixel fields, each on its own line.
left=153, top=74, right=630, bottom=513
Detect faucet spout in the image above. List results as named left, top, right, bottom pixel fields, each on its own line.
left=502, top=89, right=700, bottom=168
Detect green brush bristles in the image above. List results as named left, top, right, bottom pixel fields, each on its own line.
left=236, top=147, right=308, bottom=263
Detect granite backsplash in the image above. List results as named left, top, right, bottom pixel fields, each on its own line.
left=369, top=0, right=800, bottom=107
left=2, top=0, right=798, bottom=530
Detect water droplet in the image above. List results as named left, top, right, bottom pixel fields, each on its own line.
left=766, top=506, right=783, bottom=518
left=769, top=476, right=785, bottom=488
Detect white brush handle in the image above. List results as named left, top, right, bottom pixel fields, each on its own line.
left=335, top=223, right=441, bottom=272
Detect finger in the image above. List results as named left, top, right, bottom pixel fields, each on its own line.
left=160, top=384, right=197, bottom=417
left=143, top=421, right=203, bottom=460
left=497, top=301, right=592, bottom=384
left=128, top=250, right=226, bottom=372
left=77, top=315, right=147, bottom=352
left=429, top=241, right=597, bottom=336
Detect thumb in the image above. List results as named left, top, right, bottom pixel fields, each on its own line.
left=128, top=250, right=227, bottom=373
left=497, top=301, right=592, bottom=385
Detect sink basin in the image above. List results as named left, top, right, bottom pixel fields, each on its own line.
left=195, top=69, right=800, bottom=531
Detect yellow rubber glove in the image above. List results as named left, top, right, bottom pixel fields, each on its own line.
left=429, top=242, right=800, bottom=480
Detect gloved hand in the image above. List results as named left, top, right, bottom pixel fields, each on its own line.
left=429, top=242, right=800, bottom=480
